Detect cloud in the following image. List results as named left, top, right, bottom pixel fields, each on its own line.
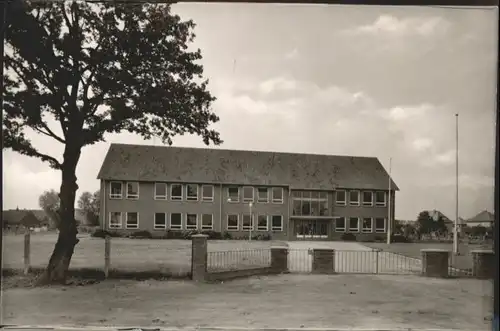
left=412, top=138, right=434, bottom=152
left=285, top=48, right=299, bottom=60
left=344, top=15, right=451, bottom=37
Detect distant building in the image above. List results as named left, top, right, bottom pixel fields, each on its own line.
left=2, top=209, right=45, bottom=230
left=465, top=210, right=495, bottom=228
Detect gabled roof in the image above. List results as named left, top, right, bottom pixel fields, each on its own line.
left=467, top=210, right=495, bottom=223
left=97, top=143, right=399, bottom=191
left=2, top=209, right=87, bottom=225
left=2, top=210, right=41, bottom=227
left=427, top=210, right=452, bottom=223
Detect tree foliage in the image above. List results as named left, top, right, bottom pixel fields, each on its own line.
left=38, top=189, right=60, bottom=229
left=77, top=190, right=100, bottom=226
left=3, top=1, right=221, bottom=283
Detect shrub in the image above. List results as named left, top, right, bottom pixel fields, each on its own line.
left=91, top=229, right=122, bottom=238
left=252, top=234, right=272, bottom=241
left=391, top=234, right=411, bottom=243
left=200, top=230, right=223, bottom=240
left=129, top=230, right=153, bottom=239
left=374, top=236, right=385, bottom=243
left=223, top=231, right=233, bottom=240
left=340, top=233, right=357, bottom=242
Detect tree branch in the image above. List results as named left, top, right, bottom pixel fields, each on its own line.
left=34, top=121, right=66, bottom=143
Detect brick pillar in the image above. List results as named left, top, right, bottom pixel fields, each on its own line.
left=472, top=249, right=494, bottom=279
left=191, top=234, right=208, bottom=282
left=421, top=249, right=450, bottom=278
left=312, top=248, right=335, bottom=274
left=271, top=247, right=288, bottom=273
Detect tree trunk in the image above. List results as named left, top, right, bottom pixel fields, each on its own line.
left=38, top=145, right=81, bottom=285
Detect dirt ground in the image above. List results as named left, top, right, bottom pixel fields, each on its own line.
left=2, top=274, right=493, bottom=330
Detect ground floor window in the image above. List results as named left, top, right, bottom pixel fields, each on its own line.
left=201, top=214, right=213, bottom=230
left=242, top=214, right=254, bottom=230
left=335, top=217, right=345, bottom=232
left=375, top=218, right=386, bottom=232
left=362, top=217, right=372, bottom=233
left=271, top=215, right=283, bottom=231
left=186, top=213, right=198, bottom=230
left=126, top=212, right=139, bottom=229
left=154, top=213, right=167, bottom=230
left=227, top=214, right=239, bottom=231
left=349, top=217, right=359, bottom=232
left=257, top=215, right=268, bottom=231
left=170, top=213, right=182, bottom=230
left=109, top=212, right=122, bottom=229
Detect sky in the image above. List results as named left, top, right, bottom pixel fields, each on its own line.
left=2, top=4, right=498, bottom=221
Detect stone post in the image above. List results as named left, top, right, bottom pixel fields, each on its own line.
left=104, top=236, right=111, bottom=278
left=312, top=248, right=335, bottom=274
left=191, top=234, right=208, bottom=282
left=23, top=231, right=30, bottom=275
left=271, top=246, right=288, bottom=273
left=421, top=249, right=450, bottom=278
left=471, top=249, right=495, bottom=279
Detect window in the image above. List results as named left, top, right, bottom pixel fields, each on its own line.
left=186, top=214, right=198, bottom=230
left=292, top=191, right=329, bottom=216
left=375, top=218, right=386, bottom=233
left=362, top=191, right=373, bottom=206
left=243, top=186, right=254, bottom=202
left=110, top=182, right=123, bottom=199
left=362, top=217, right=372, bottom=233
left=242, top=214, right=254, bottom=230
left=171, top=184, right=183, bottom=201
left=335, top=190, right=346, bottom=205
left=186, top=184, right=199, bottom=201
left=258, top=215, right=268, bottom=231
left=126, top=212, right=139, bottom=229
left=349, top=190, right=360, bottom=206
left=335, top=217, right=346, bottom=232
left=154, top=213, right=167, bottom=230
left=227, top=187, right=239, bottom=203
left=154, top=183, right=167, bottom=200
left=126, top=182, right=139, bottom=199
left=170, top=213, right=182, bottom=230
left=201, top=214, right=213, bottom=230
left=257, top=188, right=269, bottom=203
left=349, top=217, right=359, bottom=232
left=109, top=212, right=122, bottom=229
left=271, top=215, right=283, bottom=231
left=201, top=185, right=214, bottom=202
left=227, top=214, right=239, bottom=231
left=271, top=187, right=284, bottom=203
left=375, top=191, right=386, bottom=206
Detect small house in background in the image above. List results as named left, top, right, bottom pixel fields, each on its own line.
left=2, top=209, right=43, bottom=231
left=466, top=210, right=495, bottom=228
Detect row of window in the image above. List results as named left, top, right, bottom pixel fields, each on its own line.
left=109, top=182, right=284, bottom=204
left=107, top=212, right=284, bottom=232
left=334, top=190, right=387, bottom=207
left=335, top=217, right=387, bottom=233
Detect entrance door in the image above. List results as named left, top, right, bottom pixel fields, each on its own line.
left=296, top=220, right=329, bottom=240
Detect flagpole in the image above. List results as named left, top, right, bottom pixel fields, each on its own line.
left=387, top=157, right=392, bottom=245
left=453, top=114, right=459, bottom=255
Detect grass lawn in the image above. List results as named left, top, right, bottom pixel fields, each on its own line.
left=362, top=242, right=492, bottom=271
left=2, top=274, right=493, bottom=330
left=2, top=233, right=281, bottom=277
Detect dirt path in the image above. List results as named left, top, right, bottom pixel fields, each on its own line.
left=2, top=274, right=492, bottom=330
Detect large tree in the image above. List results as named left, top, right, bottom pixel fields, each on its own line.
left=38, top=189, right=61, bottom=229
left=77, top=190, right=100, bottom=226
left=3, top=2, right=221, bottom=284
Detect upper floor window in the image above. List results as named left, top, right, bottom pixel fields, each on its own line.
left=257, top=187, right=269, bottom=203
left=110, top=182, right=123, bottom=199
left=171, top=184, right=183, bottom=201
left=155, top=183, right=167, bottom=200
left=201, top=185, right=214, bottom=202
left=375, top=191, right=386, bottom=207
left=227, top=187, right=239, bottom=203
left=292, top=191, right=329, bottom=216
left=335, top=190, right=346, bottom=206
left=362, top=191, right=373, bottom=206
left=186, top=184, right=199, bottom=201
left=243, top=186, right=254, bottom=202
left=271, top=187, right=284, bottom=204
left=126, top=182, right=139, bottom=199
left=349, top=190, right=360, bottom=206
